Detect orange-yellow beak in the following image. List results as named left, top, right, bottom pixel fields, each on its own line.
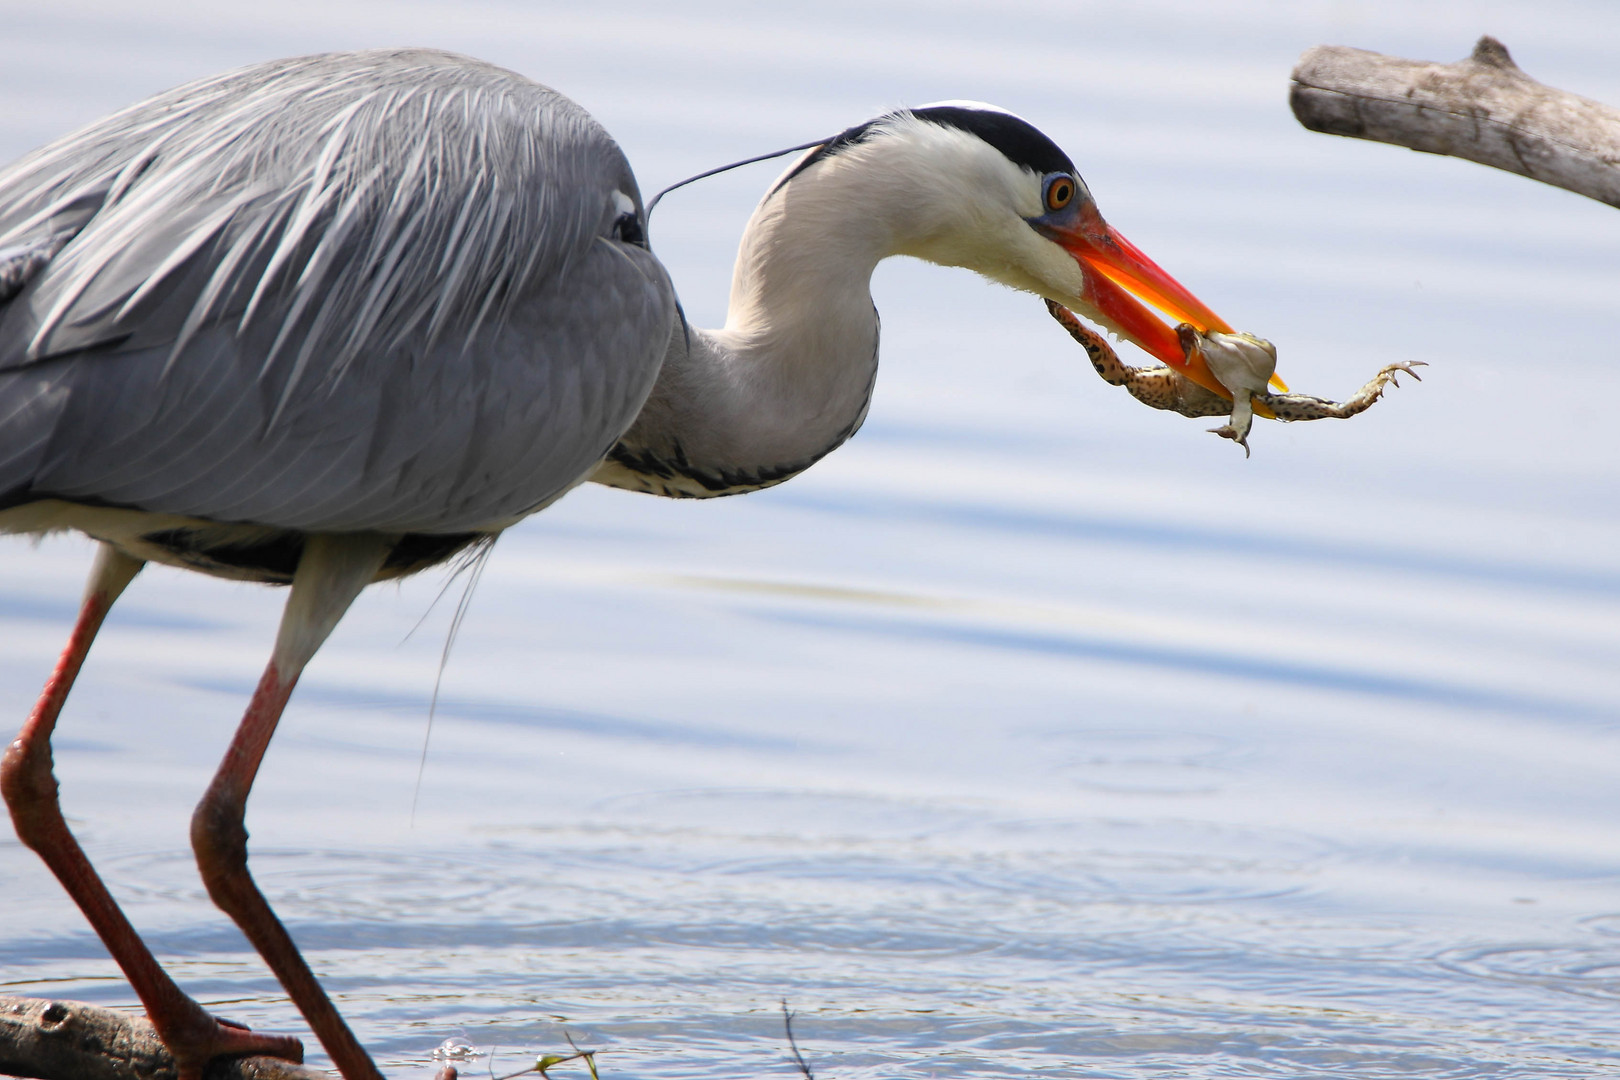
left=1039, top=204, right=1285, bottom=397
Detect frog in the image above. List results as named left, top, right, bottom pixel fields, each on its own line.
left=1045, top=299, right=1423, bottom=455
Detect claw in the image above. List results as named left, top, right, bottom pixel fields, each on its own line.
left=1381, top=360, right=1426, bottom=388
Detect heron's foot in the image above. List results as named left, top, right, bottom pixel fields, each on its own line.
left=158, top=1006, right=304, bottom=1080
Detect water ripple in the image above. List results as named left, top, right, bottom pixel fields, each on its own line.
left=1437, top=941, right=1620, bottom=1003
left=758, top=608, right=1610, bottom=721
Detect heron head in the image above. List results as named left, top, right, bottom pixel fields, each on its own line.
left=844, top=103, right=1243, bottom=396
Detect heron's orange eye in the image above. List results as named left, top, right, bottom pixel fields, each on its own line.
left=1044, top=175, right=1074, bottom=212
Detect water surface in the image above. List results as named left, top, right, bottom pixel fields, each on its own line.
left=2, top=2, right=1619, bottom=1077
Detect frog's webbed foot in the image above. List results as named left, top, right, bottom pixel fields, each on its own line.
left=1045, top=300, right=1230, bottom=418
left=1256, top=362, right=1426, bottom=421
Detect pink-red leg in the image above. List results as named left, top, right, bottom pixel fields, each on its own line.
left=1, top=543, right=304, bottom=1080
left=190, top=533, right=392, bottom=1080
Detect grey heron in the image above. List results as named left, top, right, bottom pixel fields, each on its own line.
left=0, top=49, right=1241, bottom=1080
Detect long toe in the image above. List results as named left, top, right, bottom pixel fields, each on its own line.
left=167, top=1014, right=304, bottom=1080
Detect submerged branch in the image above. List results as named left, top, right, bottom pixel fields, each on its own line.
left=1291, top=36, right=1620, bottom=207
left=0, top=995, right=329, bottom=1080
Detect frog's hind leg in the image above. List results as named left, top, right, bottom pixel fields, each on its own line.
left=1258, top=362, right=1425, bottom=421
left=1045, top=300, right=1230, bottom=418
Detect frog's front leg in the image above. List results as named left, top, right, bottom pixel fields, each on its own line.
left=1256, top=362, right=1426, bottom=421
left=1045, top=300, right=1230, bottom=418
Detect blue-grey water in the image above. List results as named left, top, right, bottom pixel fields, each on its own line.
left=2, top=2, right=1619, bottom=1077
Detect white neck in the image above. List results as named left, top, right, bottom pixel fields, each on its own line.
left=591, top=116, right=1061, bottom=498
left=591, top=142, right=922, bottom=498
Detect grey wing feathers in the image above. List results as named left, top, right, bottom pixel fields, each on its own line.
left=0, top=49, right=675, bottom=533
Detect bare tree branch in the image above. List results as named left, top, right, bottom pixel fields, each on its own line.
left=1291, top=36, right=1620, bottom=207
left=0, top=996, right=329, bottom=1080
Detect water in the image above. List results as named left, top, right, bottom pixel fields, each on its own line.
left=2, top=2, right=1619, bottom=1076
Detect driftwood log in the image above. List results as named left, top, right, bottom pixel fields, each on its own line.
left=0, top=996, right=332, bottom=1080
left=1291, top=36, right=1620, bottom=207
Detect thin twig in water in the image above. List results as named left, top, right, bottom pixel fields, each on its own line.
left=782, top=1001, right=815, bottom=1080
left=565, top=1031, right=601, bottom=1080
left=484, top=1031, right=599, bottom=1080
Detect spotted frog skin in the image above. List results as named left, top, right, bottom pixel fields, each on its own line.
left=1046, top=300, right=1422, bottom=454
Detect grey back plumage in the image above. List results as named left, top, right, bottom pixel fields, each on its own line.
left=0, top=49, right=675, bottom=533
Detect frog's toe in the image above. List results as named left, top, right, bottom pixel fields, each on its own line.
left=1383, top=361, right=1427, bottom=385
left=1208, top=422, right=1252, bottom=458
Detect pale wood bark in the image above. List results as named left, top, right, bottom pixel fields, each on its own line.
left=1290, top=36, right=1620, bottom=207
left=0, top=996, right=330, bottom=1080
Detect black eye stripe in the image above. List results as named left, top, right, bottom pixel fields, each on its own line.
left=911, top=105, right=1076, bottom=176
left=774, top=104, right=1084, bottom=195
